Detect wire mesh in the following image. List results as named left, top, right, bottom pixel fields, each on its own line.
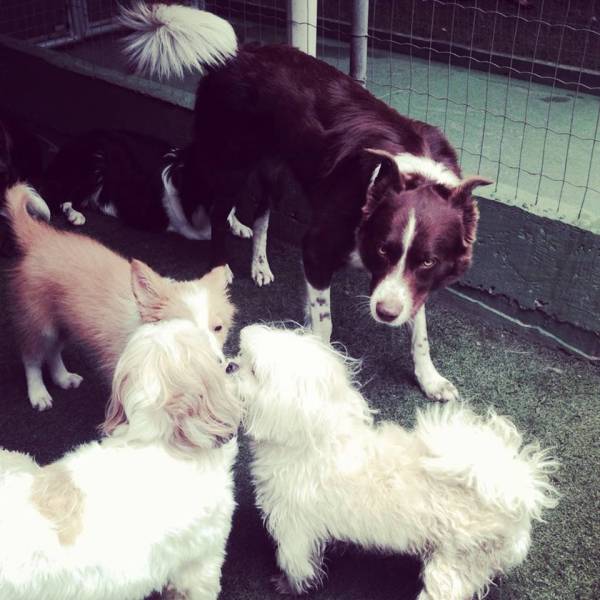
left=0, top=0, right=598, bottom=229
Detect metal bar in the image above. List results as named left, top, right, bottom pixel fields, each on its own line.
left=39, top=21, right=123, bottom=49
left=287, top=0, right=317, bottom=56
left=67, top=0, right=89, bottom=42
left=350, top=0, right=369, bottom=87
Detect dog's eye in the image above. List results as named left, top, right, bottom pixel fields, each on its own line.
left=420, top=257, right=437, bottom=269
left=214, top=324, right=223, bottom=332
left=377, top=244, right=388, bottom=258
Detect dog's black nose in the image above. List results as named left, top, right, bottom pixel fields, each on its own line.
left=376, top=301, right=401, bottom=322
left=226, top=361, right=239, bottom=374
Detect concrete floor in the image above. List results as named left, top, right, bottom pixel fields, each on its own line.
left=0, top=210, right=598, bottom=600
left=60, top=20, right=600, bottom=233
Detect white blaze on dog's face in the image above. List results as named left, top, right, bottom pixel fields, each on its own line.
left=101, top=320, right=241, bottom=451
left=232, top=324, right=359, bottom=446
left=358, top=149, right=492, bottom=327
left=130, top=261, right=235, bottom=361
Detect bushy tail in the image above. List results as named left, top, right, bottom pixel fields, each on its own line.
left=416, top=403, right=559, bottom=520
left=2, top=183, right=51, bottom=252
left=119, top=2, right=238, bottom=80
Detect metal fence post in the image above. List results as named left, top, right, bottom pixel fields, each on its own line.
left=67, top=0, right=90, bottom=42
left=287, top=0, right=317, bottom=57
left=350, top=0, right=369, bottom=87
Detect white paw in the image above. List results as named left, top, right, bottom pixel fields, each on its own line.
left=228, top=212, right=253, bottom=239
left=61, top=202, right=86, bottom=226
left=418, top=372, right=459, bottom=402
left=54, top=372, right=83, bottom=390
left=224, top=264, right=234, bottom=285
left=252, top=258, right=274, bottom=287
left=30, top=388, right=53, bottom=411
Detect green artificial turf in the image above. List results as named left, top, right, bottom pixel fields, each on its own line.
left=0, top=211, right=598, bottom=600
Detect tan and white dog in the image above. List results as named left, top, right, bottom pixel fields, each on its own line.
left=4, top=183, right=235, bottom=411
left=231, top=324, right=559, bottom=600
left=0, top=318, right=240, bottom=600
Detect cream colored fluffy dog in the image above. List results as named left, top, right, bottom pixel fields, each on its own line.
left=0, top=319, right=240, bottom=600
left=5, top=183, right=235, bottom=411
left=232, top=324, right=559, bottom=600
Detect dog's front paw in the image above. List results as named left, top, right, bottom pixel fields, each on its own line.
left=228, top=212, right=253, bottom=238
left=30, top=388, right=53, bottom=411
left=60, top=202, right=86, bottom=226
left=271, top=574, right=304, bottom=596
left=418, top=372, right=459, bottom=402
left=252, top=258, right=274, bottom=287
left=54, top=372, right=84, bottom=390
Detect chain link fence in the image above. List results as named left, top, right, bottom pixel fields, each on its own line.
left=1, top=0, right=598, bottom=230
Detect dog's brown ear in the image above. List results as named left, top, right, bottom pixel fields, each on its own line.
left=164, top=349, right=241, bottom=452
left=449, top=176, right=493, bottom=206
left=130, top=259, right=167, bottom=322
left=363, top=148, right=404, bottom=217
left=449, top=176, right=491, bottom=246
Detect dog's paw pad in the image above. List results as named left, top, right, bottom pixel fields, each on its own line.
left=30, top=390, right=53, bottom=411
left=420, top=374, right=459, bottom=402
left=252, top=261, right=275, bottom=287
left=55, top=372, right=84, bottom=390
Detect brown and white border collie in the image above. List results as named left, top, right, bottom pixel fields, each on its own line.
left=120, top=3, right=491, bottom=401
left=5, top=183, right=235, bottom=411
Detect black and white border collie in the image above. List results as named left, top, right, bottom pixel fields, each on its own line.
left=41, top=129, right=276, bottom=286
left=121, top=3, right=491, bottom=401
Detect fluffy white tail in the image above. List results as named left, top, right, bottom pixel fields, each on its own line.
left=2, top=183, right=51, bottom=251
left=119, top=2, right=238, bottom=79
left=416, top=403, right=559, bottom=520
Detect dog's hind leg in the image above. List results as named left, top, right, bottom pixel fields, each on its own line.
left=48, top=340, right=83, bottom=391
left=22, top=326, right=57, bottom=411
left=251, top=209, right=274, bottom=287
left=272, top=531, right=324, bottom=594
left=168, top=554, right=226, bottom=600
left=418, top=552, right=493, bottom=600
left=409, top=305, right=459, bottom=402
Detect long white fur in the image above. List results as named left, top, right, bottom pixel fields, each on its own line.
left=119, top=2, right=238, bottom=80
left=234, top=324, right=559, bottom=599
left=0, top=320, right=239, bottom=600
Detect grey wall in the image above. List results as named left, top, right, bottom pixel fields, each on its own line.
left=1, top=35, right=598, bottom=359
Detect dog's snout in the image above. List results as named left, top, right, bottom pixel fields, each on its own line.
left=226, top=361, right=239, bottom=374
left=376, top=301, right=401, bottom=323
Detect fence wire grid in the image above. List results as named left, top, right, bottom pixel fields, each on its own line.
left=0, top=0, right=599, bottom=230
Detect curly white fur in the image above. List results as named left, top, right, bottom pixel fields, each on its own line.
left=0, top=320, right=240, bottom=600
left=120, top=2, right=238, bottom=80
left=233, top=324, right=559, bottom=600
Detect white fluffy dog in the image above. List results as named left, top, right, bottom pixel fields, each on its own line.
left=0, top=319, right=241, bottom=600
left=231, top=324, right=559, bottom=600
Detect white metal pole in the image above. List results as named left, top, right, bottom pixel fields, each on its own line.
left=287, top=0, right=317, bottom=57
left=350, top=0, right=369, bottom=87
